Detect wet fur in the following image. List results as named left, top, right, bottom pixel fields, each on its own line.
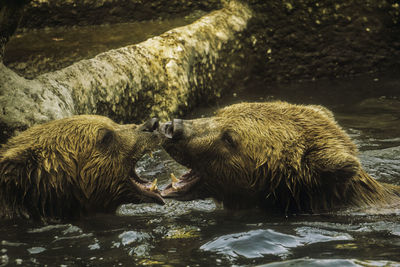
left=0, top=115, right=159, bottom=221
left=162, top=101, right=400, bottom=213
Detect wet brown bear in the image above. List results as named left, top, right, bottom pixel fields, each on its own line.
left=0, top=115, right=164, bottom=221
left=160, top=101, right=400, bottom=214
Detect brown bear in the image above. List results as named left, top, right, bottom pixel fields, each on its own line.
left=159, top=101, right=400, bottom=214
left=0, top=115, right=164, bottom=221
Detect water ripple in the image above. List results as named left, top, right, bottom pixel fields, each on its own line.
left=257, top=258, right=400, bottom=267
left=201, top=227, right=352, bottom=259
left=27, top=247, right=46, bottom=254
left=117, top=199, right=218, bottom=217
left=360, top=146, right=400, bottom=184
left=118, top=231, right=151, bottom=246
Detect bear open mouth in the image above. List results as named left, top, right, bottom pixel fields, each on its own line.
left=161, top=170, right=203, bottom=200
left=129, top=163, right=165, bottom=205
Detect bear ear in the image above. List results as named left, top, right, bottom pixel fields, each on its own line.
left=96, top=128, right=116, bottom=146
left=221, top=130, right=239, bottom=149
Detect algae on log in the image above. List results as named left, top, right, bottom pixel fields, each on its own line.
left=0, top=1, right=252, bottom=143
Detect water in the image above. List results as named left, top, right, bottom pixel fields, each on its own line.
left=1, top=72, right=399, bottom=266
left=3, top=11, right=205, bottom=79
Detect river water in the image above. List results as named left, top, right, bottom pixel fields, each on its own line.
left=2, top=14, right=400, bottom=267
left=3, top=11, right=205, bottom=79
left=1, top=74, right=399, bottom=266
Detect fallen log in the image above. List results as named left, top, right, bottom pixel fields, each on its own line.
left=0, top=1, right=252, bottom=143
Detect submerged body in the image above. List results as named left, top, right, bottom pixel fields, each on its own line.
left=0, top=115, right=163, bottom=221
left=160, top=101, right=400, bottom=214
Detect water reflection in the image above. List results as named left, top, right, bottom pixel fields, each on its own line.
left=118, top=199, right=217, bottom=217
left=201, top=228, right=352, bottom=259
left=4, top=12, right=205, bottom=78
left=359, top=146, right=400, bottom=184
left=258, top=258, right=400, bottom=267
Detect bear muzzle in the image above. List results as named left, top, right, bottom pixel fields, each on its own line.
left=159, top=119, right=183, bottom=140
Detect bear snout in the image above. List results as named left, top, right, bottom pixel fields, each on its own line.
left=159, top=119, right=183, bottom=140
left=140, top=117, right=159, bottom=132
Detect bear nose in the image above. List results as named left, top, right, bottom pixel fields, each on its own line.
left=160, top=119, right=183, bottom=139
left=141, top=117, right=159, bottom=132
left=172, top=119, right=183, bottom=139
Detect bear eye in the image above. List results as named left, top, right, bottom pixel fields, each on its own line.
left=97, top=128, right=115, bottom=146
left=222, top=131, right=237, bottom=148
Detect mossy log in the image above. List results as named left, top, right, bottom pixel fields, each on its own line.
left=0, top=1, right=252, bottom=143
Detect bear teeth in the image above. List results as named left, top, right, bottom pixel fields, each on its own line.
left=170, top=173, right=179, bottom=189
left=170, top=173, right=179, bottom=182
left=150, top=179, right=158, bottom=191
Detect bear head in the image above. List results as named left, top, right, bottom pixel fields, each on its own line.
left=0, top=115, right=164, bottom=220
